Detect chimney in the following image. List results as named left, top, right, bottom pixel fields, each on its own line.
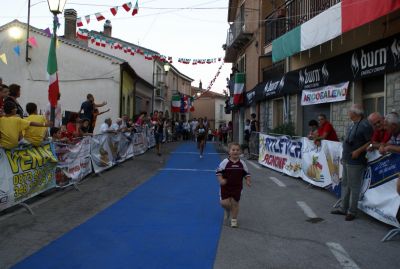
left=103, top=20, right=112, bottom=37
left=64, top=9, right=77, bottom=40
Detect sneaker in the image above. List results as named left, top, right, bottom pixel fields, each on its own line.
left=230, top=218, right=238, bottom=228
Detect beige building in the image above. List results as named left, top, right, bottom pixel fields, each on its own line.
left=190, top=88, right=232, bottom=131
left=225, top=0, right=400, bottom=141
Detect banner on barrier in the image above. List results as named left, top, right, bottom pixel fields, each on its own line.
left=91, top=134, right=115, bottom=173
left=301, top=138, right=342, bottom=188
left=55, top=137, right=92, bottom=186
left=0, top=143, right=57, bottom=211
left=116, top=133, right=134, bottom=162
left=132, top=132, right=147, bottom=155
left=258, top=134, right=302, bottom=177
left=359, top=153, right=400, bottom=228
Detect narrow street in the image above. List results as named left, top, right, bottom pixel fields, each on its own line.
left=0, top=142, right=399, bottom=269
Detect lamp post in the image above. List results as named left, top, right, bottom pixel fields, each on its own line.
left=46, top=0, right=66, bottom=126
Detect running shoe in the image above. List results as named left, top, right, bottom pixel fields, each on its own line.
left=230, top=218, right=238, bottom=228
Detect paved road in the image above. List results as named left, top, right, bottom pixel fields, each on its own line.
left=0, top=141, right=399, bottom=269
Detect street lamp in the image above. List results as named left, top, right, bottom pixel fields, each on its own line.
left=47, top=0, right=66, bottom=126
left=8, top=26, right=23, bottom=41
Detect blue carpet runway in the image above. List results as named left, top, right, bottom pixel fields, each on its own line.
left=13, top=143, right=224, bottom=269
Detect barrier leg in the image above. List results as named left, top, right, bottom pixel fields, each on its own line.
left=20, top=203, right=34, bottom=215
left=381, top=228, right=400, bottom=242
left=333, top=199, right=342, bottom=208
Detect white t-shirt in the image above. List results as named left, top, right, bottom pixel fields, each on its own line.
left=100, top=123, right=112, bottom=133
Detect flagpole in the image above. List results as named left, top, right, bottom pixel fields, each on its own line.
left=26, top=0, right=31, bottom=62
left=50, top=14, right=57, bottom=127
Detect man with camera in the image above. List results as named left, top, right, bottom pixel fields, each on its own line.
left=331, top=104, right=373, bottom=221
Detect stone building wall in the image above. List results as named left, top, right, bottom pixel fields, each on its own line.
left=386, top=71, right=400, bottom=115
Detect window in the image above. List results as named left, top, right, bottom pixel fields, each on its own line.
left=362, top=76, right=384, bottom=117
left=238, top=54, right=246, bottom=73
left=220, top=104, right=224, bottom=119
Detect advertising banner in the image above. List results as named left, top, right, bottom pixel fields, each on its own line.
left=90, top=134, right=116, bottom=173
left=115, top=133, right=134, bottom=163
left=147, top=127, right=156, bottom=148
left=258, top=134, right=302, bottom=177
left=301, top=138, right=343, bottom=188
left=54, top=137, right=92, bottom=186
left=359, top=153, right=400, bottom=228
left=301, top=82, right=349, bottom=106
left=0, top=143, right=57, bottom=211
left=132, top=132, right=147, bottom=155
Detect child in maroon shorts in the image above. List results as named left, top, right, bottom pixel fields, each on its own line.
left=216, top=142, right=251, bottom=228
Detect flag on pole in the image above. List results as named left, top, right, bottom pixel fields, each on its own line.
left=85, top=15, right=90, bottom=24
left=47, top=35, right=60, bottom=108
left=110, top=6, right=118, bottom=16
left=132, top=1, right=139, bottom=16
left=95, top=13, right=105, bottom=21
left=77, top=17, right=83, bottom=27
left=233, top=73, right=245, bottom=105
left=172, top=95, right=181, bottom=112
left=122, top=2, right=132, bottom=12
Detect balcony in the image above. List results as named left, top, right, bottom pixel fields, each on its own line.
left=224, top=10, right=254, bottom=62
left=264, top=0, right=341, bottom=48
left=155, top=88, right=164, bottom=100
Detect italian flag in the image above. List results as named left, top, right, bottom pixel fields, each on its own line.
left=47, top=34, right=59, bottom=108
left=171, top=95, right=181, bottom=112
left=132, top=1, right=139, bottom=16
left=272, top=0, right=400, bottom=62
left=233, top=73, right=245, bottom=105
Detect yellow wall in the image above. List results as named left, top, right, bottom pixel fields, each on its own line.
left=121, top=70, right=135, bottom=118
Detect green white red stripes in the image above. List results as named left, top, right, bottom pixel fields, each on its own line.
left=233, top=73, right=245, bottom=105
left=171, top=95, right=181, bottom=112
left=47, top=33, right=59, bottom=107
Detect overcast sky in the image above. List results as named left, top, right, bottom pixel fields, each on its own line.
left=1, top=0, right=232, bottom=93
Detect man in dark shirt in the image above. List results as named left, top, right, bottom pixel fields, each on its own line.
left=79, top=93, right=107, bottom=133
left=331, top=104, right=372, bottom=221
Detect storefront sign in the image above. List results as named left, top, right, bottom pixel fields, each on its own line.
left=301, top=82, right=349, bottom=105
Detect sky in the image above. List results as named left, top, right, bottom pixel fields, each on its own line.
left=0, top=0, right=232, bottom=94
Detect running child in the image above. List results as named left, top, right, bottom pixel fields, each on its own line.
left=216, top=142, right=251, bottom=228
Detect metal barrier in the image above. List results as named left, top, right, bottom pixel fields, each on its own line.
left=248, top=132, right=260, bottom=160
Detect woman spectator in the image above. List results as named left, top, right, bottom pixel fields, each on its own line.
left=4, top=84, right=24, bottom=118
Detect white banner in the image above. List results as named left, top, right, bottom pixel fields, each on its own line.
left=301, top=82, right=349, bottom=106
left=55, top=137, right=92, bottom=185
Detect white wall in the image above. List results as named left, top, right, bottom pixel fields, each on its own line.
left=0, top=25, right=121, bottom=134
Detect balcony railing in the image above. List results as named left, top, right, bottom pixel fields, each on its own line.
left=264, top=0, right=341, bottom=46
left=226, top=9, right=254, bottom=48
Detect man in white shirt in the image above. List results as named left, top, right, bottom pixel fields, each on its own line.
left=100, top=118, right=116, bottom=134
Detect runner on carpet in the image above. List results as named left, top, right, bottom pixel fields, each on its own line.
left=216, top=142, right=251, bottom=228
left=195, top=118, right=207, bottom=158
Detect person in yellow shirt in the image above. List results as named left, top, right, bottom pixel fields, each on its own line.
left=0, top=102, right=50, bottom=149
left=24, top=102, right=48, bottom=146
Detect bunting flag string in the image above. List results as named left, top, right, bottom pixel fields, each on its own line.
left=195, top=62, right=225, bottom=99
left=77, top=1, right=139, bottom=28
left=76, top=29, right=224, bottom=65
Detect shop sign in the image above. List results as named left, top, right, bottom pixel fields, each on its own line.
left=301, top=82, right=349, bottom=106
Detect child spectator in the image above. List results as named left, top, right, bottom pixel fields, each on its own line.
left=216, top=142, right=251, bottom=228
left=24, top=102, right=48, bottom=146
left=66, top=113, right=80, bottom=138
left=0, top=102, right=50, bottom=149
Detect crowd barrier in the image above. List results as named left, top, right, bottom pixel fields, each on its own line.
left=0, top=127, right=156, bottom=213
left=258, top=133, right=400, bottom=233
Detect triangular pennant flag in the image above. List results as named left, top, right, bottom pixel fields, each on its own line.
left=132, top=1, right=139, bottom=16
left=77, top=17, right=83, bottom=27
left=95, top=13, right=105, bottom=21
left=122, top=2, right=132, bottom=12
left=0, top=53, right=7, bottom=64
left=13, top=45, right=21, bottom=56
left=27, top=36, right=38, bottom=47
left=110, top=6, right=118, bottom=16
left=76, top=30, right=89, bottom=40
left=43, top=27, right=51, bottom=37
left=85, top=15, right=90, bottom=24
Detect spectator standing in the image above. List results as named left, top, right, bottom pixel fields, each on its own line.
left=155, top=115, right=164, bottom=156
left=331, top=104, right=373, bottom=221
left=0, top=102, right=50, bottom=149
left=24, top=103, right=48, bottom=146
left=243, top=119, right=251, bottom=155
left=367, top=112, right=391, bottom=151
left=4, top=84, right=24, bottom=118
left=316, top=114, right=339, bottom=141
left=250, top=113, right=258, bottom=133
left=79, top=93, right=107, bottom=133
